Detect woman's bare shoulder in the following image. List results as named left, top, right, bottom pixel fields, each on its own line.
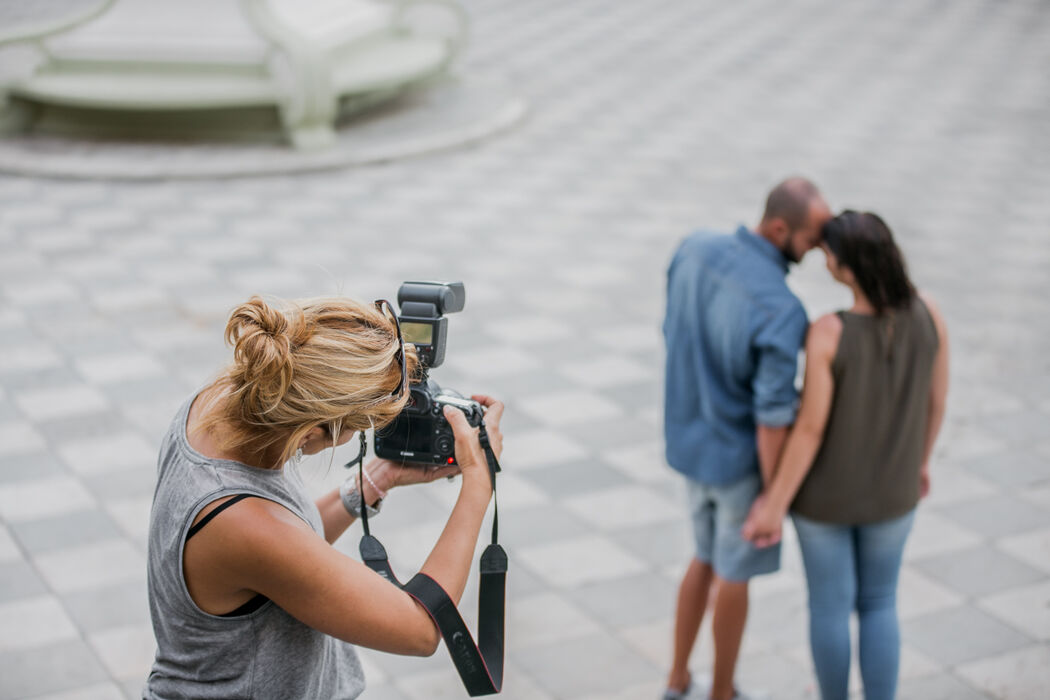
left=807, top=313, right=843, bottom=356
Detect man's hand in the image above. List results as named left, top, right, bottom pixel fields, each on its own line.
left=741, top=493, right=785, bottom=548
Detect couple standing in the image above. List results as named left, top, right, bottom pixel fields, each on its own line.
left=661, top=178, right=950, bottom=700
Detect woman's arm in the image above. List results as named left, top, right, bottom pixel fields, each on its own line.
left=415, top=398, right=501, bottom=607
left=315, top=459, right=460, bottom=544
left=919, top=292, right=950, bottom=496
left=742, top=314, right=841, bottom=546
left=185, top=398, right=503, bottom=657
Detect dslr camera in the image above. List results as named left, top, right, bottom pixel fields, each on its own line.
left=374, top=281, right=485, bottom=466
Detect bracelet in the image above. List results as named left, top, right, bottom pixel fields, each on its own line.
left=361, top=467, right=388, bottom=500
left=339, top=479, right=382, bottom=518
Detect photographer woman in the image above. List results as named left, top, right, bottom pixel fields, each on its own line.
left=742, top=211, right=950, bottom=700
left=142, top=295, right=502, bottom=699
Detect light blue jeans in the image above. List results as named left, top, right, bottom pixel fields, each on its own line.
left=791, top=510, right=916, bottom=700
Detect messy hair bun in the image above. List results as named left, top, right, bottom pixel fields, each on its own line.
left=197, top=295, right=417, bottom=467
left=225, top=297, right=311, bottom=419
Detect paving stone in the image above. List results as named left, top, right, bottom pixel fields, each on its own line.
left=958, top=450, right=1050, bottom=489
left=87, top=624, right=155, bottom=682
left=10, top=509, right=123, bottom=556
left=61, top=580, right=150, bottom=635
left=996, top=527, right=1050, bottom=576
left=81, top=467, right=157, bottom=502
left=23, top=681, right=128, bottom=700
left=565, top=573, right=676, bottom=628
left=897, top=567, right=965, bottom=621
left=0, top=639, right=109, bottom=700
left=978, top=580, right=1050, bottom=642
left=501, top=428, right=590, bottom=470
left=520, top=458, right=631, bottom=499
left=497, top=503, right=593, bottom=548
left=516, top=534, right=647, bottom=589
left=351, top=683, right=409, bottom=700
left=564, top=415, right=660, bottom=448
left=903, top=606, right=1033, bottom=666
left=617, top=519, right=693, bottom=569
left=507, top=591, right=603, bottom=651
left=0, top=560, right=48, bottom=603
left=903, top=511, right=981, bottom=562
left=934, top=494, right=1050, bottom=539
left=55, top=432, right=156, bottom=477
left=34, top=539, right=145, bottom=595
left=898, top=672, right=993, bottom=700
left=911, top=544, right=1046, bottom=598
left=0, top=476, right=97, bottom=523
left=0, top=595, right=79, bottom=652
left=34, top=411, right=130, bottom=445
left=0, top=422, right=47, bottom=460
left=514, top=633, right=659, bottom=698
left=601, top=440, right=678, bottom=486
left=563, top=484, right=680, bottom=531
left=0, top=526, right=18, bottom=564
left=955, top=645, right=1050, bottom=700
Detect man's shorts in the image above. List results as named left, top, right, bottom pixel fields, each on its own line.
left=687, top=472, right=780, bottom=582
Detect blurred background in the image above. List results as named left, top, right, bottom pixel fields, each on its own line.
left=0, top=0, right=1048, bottom=698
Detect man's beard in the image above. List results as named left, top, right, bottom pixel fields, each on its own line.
left=779, top=236, right=800, bottom=264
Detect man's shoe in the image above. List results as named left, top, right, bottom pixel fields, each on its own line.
left=661, top=674, right=707, bottom=700
left=661, top=681, right=692, bottom=700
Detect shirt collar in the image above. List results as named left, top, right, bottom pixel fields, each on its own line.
left=735, top=225, right=789, bottom=273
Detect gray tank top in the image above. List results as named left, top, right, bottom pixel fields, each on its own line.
left=143, top=395, right=366, bottom=700
left=791, top=299, right=939, bottom=524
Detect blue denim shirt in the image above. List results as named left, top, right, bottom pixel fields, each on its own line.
left=663, top=226, right=808, bottom=485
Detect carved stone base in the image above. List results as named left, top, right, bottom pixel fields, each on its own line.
left=0, top=74, right=526, bottom=179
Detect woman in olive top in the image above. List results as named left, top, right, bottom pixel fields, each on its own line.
left=742, top=211, right=950, bottom=700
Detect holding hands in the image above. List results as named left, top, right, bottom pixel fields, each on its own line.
left=741, top=493, right=786, bottom=549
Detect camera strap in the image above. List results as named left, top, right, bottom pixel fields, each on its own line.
left=356, top=424, right=506, bottom=696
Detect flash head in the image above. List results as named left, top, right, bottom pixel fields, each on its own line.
left=395, top=281, right=465, bottom=370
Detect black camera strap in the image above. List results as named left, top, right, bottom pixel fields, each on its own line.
left=356, top=424, right=506, bottom=696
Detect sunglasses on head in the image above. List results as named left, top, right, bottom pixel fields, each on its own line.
left=374, top=299, right=406, bottom=400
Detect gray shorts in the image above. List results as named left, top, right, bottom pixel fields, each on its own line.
left=687, top=472, right=780, bottom=582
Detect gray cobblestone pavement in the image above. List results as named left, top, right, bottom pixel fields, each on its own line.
left=1, top=0, right=1049, bottom=698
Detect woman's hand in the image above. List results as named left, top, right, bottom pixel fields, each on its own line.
left=741, top=493, right=785, bottom=548
left=365, top=458, right=459, bottom=494
left=444, top=395, right=503, bottom=488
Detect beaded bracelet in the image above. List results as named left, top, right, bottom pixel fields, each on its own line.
left=361, top=467, right=388, bottom=500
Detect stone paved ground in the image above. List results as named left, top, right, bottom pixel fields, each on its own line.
left=1, top=0, right=1049, bottom=698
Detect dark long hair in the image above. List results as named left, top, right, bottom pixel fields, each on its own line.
left=822, top=211, right=916, bottom=314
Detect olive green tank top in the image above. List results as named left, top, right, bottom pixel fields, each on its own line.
left=791, top=298, right=939, bottom=524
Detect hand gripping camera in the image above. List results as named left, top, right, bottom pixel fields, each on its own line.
left=374, top=281, right=484, bottom=465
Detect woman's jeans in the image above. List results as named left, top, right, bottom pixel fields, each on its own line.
left=792, top=510, right=916, bottom=700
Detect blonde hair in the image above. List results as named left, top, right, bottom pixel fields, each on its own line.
left=195, top=295, right=417, bottom=467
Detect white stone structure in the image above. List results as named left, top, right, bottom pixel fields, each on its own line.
left=0, top=0, right=467, bottom=148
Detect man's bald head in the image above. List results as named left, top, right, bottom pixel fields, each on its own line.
left=757, top=177, right=831, bottom=263
left=761, top=177, right=824, bottom=231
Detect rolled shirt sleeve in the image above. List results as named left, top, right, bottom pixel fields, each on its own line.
left=751, top=302, right=809, bottom=427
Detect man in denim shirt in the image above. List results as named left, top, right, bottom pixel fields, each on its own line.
left=662, top=178, right=830, bottom=700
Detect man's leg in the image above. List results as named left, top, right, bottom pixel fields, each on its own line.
left=707, top=473, right=781, bottom=700
left=667, top=557, right=714, bottom=692
left=665, top=480, right=717, bottom=696
left=709, top=577, right=748, bottom=700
